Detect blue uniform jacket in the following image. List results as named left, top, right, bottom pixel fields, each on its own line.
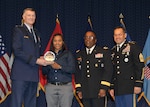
left=11, top=24, right=41, bottom=82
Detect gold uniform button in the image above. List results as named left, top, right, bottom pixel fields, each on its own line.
left=117, top=61, right=119, bottom=63
left=117, top=66, right=120, bottom=69
left=117, top=56, right=119, bottom=58
left=87, top=65, right=89, bottom=68
left=95, top=64, right=98, bottom=67
left=87, top=61, right=90, bottom=63
left=87, top=70, right=90, bottom=73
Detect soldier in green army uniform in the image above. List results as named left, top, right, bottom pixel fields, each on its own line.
left=75, top=30, right=113, bottom=107
left=109, top=26, right=144, bottom=107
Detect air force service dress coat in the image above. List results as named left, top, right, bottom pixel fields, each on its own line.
left=111, top=41, right=144, bottom=96
left=11, top=24, right=41, bottom=82
left=75, top=46, right=113, bottom=98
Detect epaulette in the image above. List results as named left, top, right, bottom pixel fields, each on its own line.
left=103, top=46, right=109, bottom=50
left=128, top=41, right=136, bottom=44
left=111, top=45, right=116, bottom=50
left=76, top=49, right=80, bottom=53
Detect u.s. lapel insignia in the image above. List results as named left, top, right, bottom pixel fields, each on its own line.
left=111, top=53, right=115, bottom=60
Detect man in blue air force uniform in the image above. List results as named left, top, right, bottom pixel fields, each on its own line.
left=11, top=8, right=48, bottom=107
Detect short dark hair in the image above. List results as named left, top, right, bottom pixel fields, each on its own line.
left=114, top=26, right=126, bottom=33
left=84, top=30, right=97, bottom=39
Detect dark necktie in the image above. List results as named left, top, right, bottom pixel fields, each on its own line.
left=30, top=28, right=37, bottom=43
left=88, top=49, right=90, bottom=54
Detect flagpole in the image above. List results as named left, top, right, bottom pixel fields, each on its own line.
left=119, top=13, right=132, bottom=41
left=56, top=14, right=60, bottom=24
left=119, top=13, right=126, bottom=30
left=87, top=15, right=93, bottom=31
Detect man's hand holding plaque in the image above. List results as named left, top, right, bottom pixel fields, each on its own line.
left=44, top=51, right=55, bottom=65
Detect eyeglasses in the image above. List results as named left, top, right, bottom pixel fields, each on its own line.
left=84, top=36, right=95, bottom=40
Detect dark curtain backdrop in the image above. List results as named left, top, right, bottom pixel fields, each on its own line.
left=0, top=0, right=150, bottom=54
left=0, top=0, right=150, bottom=107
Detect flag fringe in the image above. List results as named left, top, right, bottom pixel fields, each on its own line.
left=73, top=90, right=84, bottom=107
left=0, top=91, right=11, bottom=103
left=138, top=92, right=150, bottom=106
left=37, top=82, right=45, bottom=97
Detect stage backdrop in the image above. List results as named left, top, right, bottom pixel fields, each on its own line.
left=0, top=0, right=150, bottom=107
left=0, top=0, right=150, bottom=54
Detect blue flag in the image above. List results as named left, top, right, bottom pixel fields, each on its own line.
left=120, top=18, right=132, bottom=41
left=141, top=28, right=150, bottom=106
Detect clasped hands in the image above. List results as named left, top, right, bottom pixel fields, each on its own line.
left=77, top=89, right=106, bottom=99
left=109, top=87, right=141, bottom=100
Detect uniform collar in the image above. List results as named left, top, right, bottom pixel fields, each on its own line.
left=117, top=39, right=126, bottom=48
left=86, top=45, right=96, bottom=54
left=24, top=23, right=33, bottom=32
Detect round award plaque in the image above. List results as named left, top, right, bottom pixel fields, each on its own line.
left=44, top=51, right=55, bottom=61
